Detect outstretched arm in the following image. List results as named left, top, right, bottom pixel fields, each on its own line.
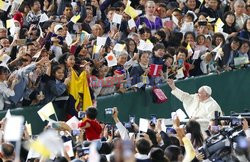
left=167, top=79, right=192, bottom=102
left=112, top=107, right=129, bottom=140
left=167, top=79, right=176, bottom=90
left=167, top=79, right=194, bottom=118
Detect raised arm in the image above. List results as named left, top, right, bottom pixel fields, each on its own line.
left=167, top=79, right=193, bottom=103
left=112, top=107, right=129, bottom=140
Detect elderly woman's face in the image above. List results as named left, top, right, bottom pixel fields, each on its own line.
left=234, top=2, right=245, bottom=15
left=117, top=55, right=128, bottom=65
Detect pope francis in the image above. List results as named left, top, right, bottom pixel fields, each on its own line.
left=167, top=79, right=223, bottom=120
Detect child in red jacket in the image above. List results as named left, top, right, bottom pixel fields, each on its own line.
left=78, top=107, right=102, bottom=141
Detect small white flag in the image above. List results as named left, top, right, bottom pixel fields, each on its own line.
left=211, top=42, right=222, bottom=53
left=14, top=0, right=23, bottom=4
left=176, top=68, right=184, bottom=79
left=113, top=43, right=125, bottom=52
left=66, top=116, right=79, bottom=130
left=172, top=15, right=179, bottom=26
left=96, top=37, right=107, bottom=46
left=214, top=48, right=223, bottom=61
left=161, top=120, right=167, bottom=133
left=128, top=19, right=136, bottom=30
left=139, top=118, right=149, bottom=132
left=65, top=31, right=73, bottom=46
left=39, top=13, right=49, bottom=23
left=137, top=40, right=154, bottom=51
left=181, top=22, right=194, bottom=33
left=105, top=52, right=117, bottom=67
left=192, top=50, right=200, bottom=60
left=112, top=13, right=123, bottom=24
left=0, top=54, right=11, bottom=64
left=0, top=1, right=10, bottom=12
left=4, top=116, right=24, bottom=141
left=37, top=102, right=56, bottom=121
left=26, top=149, right=40, bottom=160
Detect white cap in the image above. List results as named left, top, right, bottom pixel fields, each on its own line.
left=54, top=24, right=63, bottom=33
left=199, top=85, right=212, bottom=96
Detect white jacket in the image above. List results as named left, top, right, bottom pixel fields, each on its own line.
left=171, top=88, right=222, bottom=120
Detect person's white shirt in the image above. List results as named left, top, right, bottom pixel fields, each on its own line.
left=171, top=87, right=222, bottom=120
left=0, top=81, right=15, bottom=110
left=116, top=122, right=129, bottom=140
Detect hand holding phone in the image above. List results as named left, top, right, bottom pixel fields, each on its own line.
left=78, top=111, right=85, bottom=118
left=129, top=115, right=135, bottom=124
left=105, top=108, right=113, bottom=115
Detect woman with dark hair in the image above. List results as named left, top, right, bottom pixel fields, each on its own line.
left=185, top=120, right=204, bottom=149
left=0, top=66, right=18, bottom=110
left=58, top=53, right=76, bottom=75
left=182, top=31, right=196, bottom=48
left=200, top=0, right=221, bottom=18
left=42, top=64, right=71, bottom=104
left=182, top=0, right=200, bottom=14
left=212, top=33, right=226, bottom=47
left=239, top=18, right=250, bottom=40
left=151, top=43, right=165, bottom=65
left=221, top=36, right=241, bottom=68
left=167, top=31, right=183, bottom=48
left=130, top=51, right=150, bottom=86
left=139, top=26, right=152, bottom=41
left=43, top=0, right=57, bottom=17
left=222, top=12, right=238, bottom=38
left=125, top=38, right=137, bottom=60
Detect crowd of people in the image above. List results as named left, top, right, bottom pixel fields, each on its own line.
left=0, top=0, right=249, bottom=110
left=0, top=107, right=250, bottom=162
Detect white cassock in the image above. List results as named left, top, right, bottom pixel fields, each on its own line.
left=171, top=88, right=222, bottom=121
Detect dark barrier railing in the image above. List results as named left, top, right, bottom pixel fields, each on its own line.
left=0, top=68, right=250, bottom=134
